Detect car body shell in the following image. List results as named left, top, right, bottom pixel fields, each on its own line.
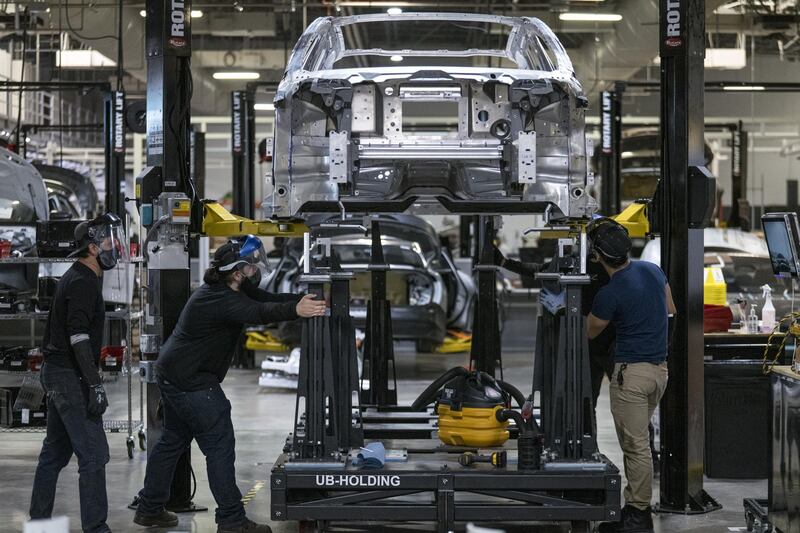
left=266, top=13, right=596, bottom=220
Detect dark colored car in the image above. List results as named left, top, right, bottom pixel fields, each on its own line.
left=265, top=214, right=476, bottom=351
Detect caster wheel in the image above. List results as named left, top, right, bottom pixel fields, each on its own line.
left=138, top=429, right=147, bottom=451
left=126, top=437, right=135, bottom=459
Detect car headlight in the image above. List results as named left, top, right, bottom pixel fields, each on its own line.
left=408, top=274, right=433, bottom=306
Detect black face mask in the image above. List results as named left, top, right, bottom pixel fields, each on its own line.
left=241, top=268, right=262, bottom=290
left=97, top=248, right=119, bottom=271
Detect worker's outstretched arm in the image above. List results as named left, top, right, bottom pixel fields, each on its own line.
left=241, top=281, right=303, bottom=304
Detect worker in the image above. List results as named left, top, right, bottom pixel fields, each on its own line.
left=133, top=235, right=326, bottom=533
left=587, top=218, right=675, bottom=533
left=30, top=213, right=128, bottom=533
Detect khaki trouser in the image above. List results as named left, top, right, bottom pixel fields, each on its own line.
left=609, top=361, right=669, bottom=511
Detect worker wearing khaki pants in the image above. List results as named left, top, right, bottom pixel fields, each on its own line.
left=609, top=362, right=668, bottom=512
left=585, top=217, right=676, bottom=533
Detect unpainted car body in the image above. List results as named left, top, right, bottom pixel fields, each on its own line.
left=266, top=214, right=476, bottom=348
left=266, top=13, right=596, bottom=219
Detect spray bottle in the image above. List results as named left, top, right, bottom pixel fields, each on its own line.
left=761, top=284, right=776, bottom=333
left=748, top=305, right=759, bottom=334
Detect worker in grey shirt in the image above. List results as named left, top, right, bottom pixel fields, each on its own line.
left=133, top=235, right=325, bottom=533
left=30, top=213, right=127, bottom=533
left=588, top=220, right=676, bottom=533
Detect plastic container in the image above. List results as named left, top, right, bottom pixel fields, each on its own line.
left=704, top=267, right=727, bottom=306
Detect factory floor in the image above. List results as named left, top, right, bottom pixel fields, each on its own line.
left=0, top=344, right=762, bottom=533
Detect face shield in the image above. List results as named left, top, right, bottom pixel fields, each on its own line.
left=88, top=214, right=129, bottom=270
left=218, top=235, right=271, bottom=287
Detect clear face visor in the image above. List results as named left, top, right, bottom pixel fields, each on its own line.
left=91, top=223, right=129, bottom=263
left=218, top=244, right=271, bottom=281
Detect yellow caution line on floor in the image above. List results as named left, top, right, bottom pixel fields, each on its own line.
left=241, top=480, right=265, bottom=506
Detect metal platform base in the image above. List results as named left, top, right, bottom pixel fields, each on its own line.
left=271, top=437, right=620, bottom=533
left=743, top=498, right=771, bottom=533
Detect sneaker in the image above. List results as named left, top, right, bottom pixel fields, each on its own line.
left=133, top=509, right=179, bottom=528
left=597, top=505, right=654, bottom=533
left=217, top=518, right=272, bottom=533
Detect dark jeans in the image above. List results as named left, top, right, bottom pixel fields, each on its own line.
left=137, top=379, right=246, bottom=527
left=30, top=363, right=110, bottom=533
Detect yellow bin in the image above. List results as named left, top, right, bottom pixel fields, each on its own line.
left=703, top=267, right=727, bottom=306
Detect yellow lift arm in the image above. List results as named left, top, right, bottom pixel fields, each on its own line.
left=611, top=202, right=650, bottom=239
left=202, top=201, right=309, bottom=237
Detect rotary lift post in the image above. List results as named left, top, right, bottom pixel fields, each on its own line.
left=136, top=0, right=203, bottom=513
left=657, top=0, right=719, bottom=514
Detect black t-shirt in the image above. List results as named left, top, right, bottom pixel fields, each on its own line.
left=43, top=261, right=105, bottom=369
left=156, top=282, right=302, bottom=391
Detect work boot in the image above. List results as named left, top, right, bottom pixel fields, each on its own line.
left=133, top=509, right=179, bottom=528
left=596, top=505, right=654, bottom=533
left=217, top=518, right=272, bottom=533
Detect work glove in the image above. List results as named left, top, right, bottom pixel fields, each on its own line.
left=71, top=336, right=107, bottom=416
left=87, top=384, right=108, bottom=416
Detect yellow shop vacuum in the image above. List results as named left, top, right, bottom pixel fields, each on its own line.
left=412, top=367, right=515, bottom=447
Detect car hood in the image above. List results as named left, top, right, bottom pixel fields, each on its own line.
left=640, top=228, right=769, bottom=265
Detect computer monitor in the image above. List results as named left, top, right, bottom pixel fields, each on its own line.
left=762, top=212, right=800, bottom=277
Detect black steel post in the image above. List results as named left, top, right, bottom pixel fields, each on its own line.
left=142, top=0, right=202, bottom=513
left=231, top=90, right=255, bottom=219
left=657, top=0, right=719, bottom=514
left=104, top=90, right=126, bottom=221
left=599, top=89, right=621, bottom=215
left=361, top=220, right=397, bottom=406
left=727, top=121, right=747, bottom=228
left=469, top=216, right=501, bottom=377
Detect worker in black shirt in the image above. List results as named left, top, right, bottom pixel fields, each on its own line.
left=133, top=235, right=326, bottom=533
left=30, top=213, right=127, bottom=533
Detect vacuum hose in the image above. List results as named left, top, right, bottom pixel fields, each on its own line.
left=496, top=380, right=526, bottom=409
left=410, top=366, right=470, bottom=411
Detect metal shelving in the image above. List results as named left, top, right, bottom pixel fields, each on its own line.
left=0, top=256, right=76, bottom=264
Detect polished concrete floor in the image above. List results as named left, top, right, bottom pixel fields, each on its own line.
left=0, top=345, right=764, bottom=532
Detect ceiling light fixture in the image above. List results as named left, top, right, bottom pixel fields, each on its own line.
left=558, top=12, right=623, bottom=22
left=390, top=55, right=404, bottom=62
left=191, top=10, right=203, bottom=18
left=387, top=7, right=403, bottom=15
left=213, top=71, right=260, bottom=80
left=139, top=9, right=146, bottom=17
left=234, top=1, right=244, bottom=12
left=722, top=85, right=766, bottom=91
left=254, top=103, right=276, bottom=111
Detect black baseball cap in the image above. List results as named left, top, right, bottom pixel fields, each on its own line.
left=588, top=218, right=631, bottom=265
left=68, top=213, right=122, bottom=258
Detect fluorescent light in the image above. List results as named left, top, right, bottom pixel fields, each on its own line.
left=254, top=103, right=275, bottom=111
left=56, top=50, right=116, bottom=68
left=722, top=85, right=765, bottom=91
left=141, top=9, right=202, bottom=18
left=387, top=7, right=403, bottom=15
left=390, top=55, right=403, bottom=62
left=559, top=12, right=623, bottom=22
left=212, top=71, right=260, bottom=80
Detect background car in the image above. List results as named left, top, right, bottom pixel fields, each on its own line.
left=265, top=214, right=476, bottom=352
left=640, top=228, right=794, bottom=322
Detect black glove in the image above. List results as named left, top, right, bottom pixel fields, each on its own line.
left=71, top=337, right=106, bottom=415
left=493, top=245, right=506, bottom=268
left=87, top=384, right=108, bottom=416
